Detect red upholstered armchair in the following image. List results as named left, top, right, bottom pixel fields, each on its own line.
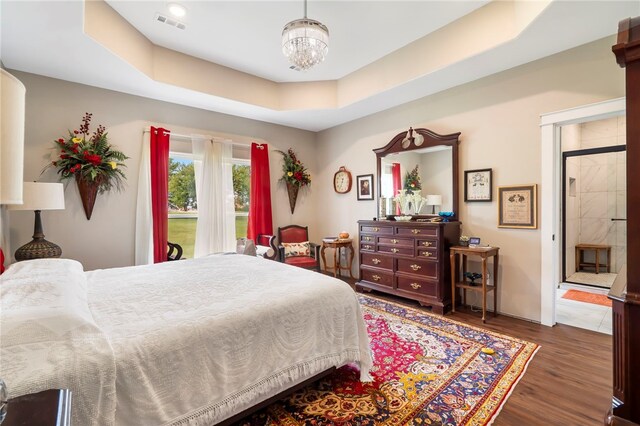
left=277, top=225, right=320, bottom=271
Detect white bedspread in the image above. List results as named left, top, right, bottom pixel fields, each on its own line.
left=0, top=255, right=371, bottom=425
left=0, top=259, right=116, bottom=425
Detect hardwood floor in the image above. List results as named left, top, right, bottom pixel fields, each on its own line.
left=329, top=274, right=613, bottom=426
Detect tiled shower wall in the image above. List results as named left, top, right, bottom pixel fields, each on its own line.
left=580, top=116, right=626, bottom=273
left=563, top=125, right=581, bottom=274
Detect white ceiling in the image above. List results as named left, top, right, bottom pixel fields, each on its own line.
left=1, top=1, right=639, bottom=132
left=105, top=1, right=490, bottom=83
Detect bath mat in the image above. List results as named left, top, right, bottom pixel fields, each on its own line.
left=562, top=289, right=612, bottom=307
left=238, top=294, right=539, bottom=425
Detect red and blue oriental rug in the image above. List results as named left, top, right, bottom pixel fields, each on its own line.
left=242, top=295, right=539, bottom=425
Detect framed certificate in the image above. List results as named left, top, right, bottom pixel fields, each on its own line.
left=498, top=184, right=537, bottom=229
left=464, top=168, right=492, bottom=202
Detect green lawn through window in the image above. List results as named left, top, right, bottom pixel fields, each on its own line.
left=168, top=216, right=248, bottom=259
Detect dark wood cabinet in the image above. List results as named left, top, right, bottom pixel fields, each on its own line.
left=356, top=220, right=460, bottom=314
left=606, top=16, right=640, bottom=426
left=4, top=389, right=71, bottom=426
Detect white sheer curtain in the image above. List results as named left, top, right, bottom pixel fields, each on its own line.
left=192, top=135, right=236, bottom=257
left=134, top=132, right=153, bottom=265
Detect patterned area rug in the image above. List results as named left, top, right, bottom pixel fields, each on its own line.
left=562, top=289, right=612, bottom=307
left=239, top=295, right=539, bottom=426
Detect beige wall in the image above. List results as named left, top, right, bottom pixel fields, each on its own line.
left=6, top=35, right=625, bottom=322
left=315, top=36, right=624, bottom=322
left=8, top=71, right=318, bottom=271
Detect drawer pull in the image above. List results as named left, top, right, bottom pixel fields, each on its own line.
left=365, top=236, right=372, bottom=241
left=372, top=275, right=381, bottom=281
left=423, top=252, right=432, bottom=257
left=363, top=245, right=371, bottom=250
left=421, top=241, right=432, bottom=247
left=410, top=282, right=421, bottom=290
left=410, top=264, right=421, bottom=271
left=372, top=258, right=381, bottom=265
left=391, top=239, right=398, bottom=244
left=391, top=248, right=400, bottom=253
left=372, top=227, right=380, bottom=232
left=411, top=229, right=420, bottom=234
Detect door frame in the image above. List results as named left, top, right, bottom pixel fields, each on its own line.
left=540, top=97, right=625, bottom=327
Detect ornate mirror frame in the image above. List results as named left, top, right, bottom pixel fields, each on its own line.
left=374, top=127, right=461, bottom=220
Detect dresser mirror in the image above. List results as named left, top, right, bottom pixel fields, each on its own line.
left=375, top=127, right=460, bottom=220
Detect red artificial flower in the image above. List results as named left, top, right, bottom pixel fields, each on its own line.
left=70, top=164, right=81, bottom=173
left=73, top=130, right=79, bottom=134
left=294, top=171, right=303, bottom=181
left=57, top=138, right=64, bottom=143
left=71, top=145, right=79, bottom=153
left=60, top=154, right=69, bottom=159
left=83, top=151, right=102, bottom=166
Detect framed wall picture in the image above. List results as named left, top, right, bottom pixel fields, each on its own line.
left=464, top=168, right=492, bottom=202
left=498, top=184, right=537, bottom=229
left=356, top=174, right=374, bottom=200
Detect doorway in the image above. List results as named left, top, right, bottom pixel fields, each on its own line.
left=540, top=98, right=625, bottom=327
left=556, top=117, right=626, bottom=334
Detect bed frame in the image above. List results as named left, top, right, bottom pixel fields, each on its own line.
left=217, top=367, right=336, bottom=425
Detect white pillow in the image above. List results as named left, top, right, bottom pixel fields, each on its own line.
left=282, top=241, right=310, bottom=258
left=0, top=259, right=97, bottom=343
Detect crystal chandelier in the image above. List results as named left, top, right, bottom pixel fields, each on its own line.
left=282, top=0, right=329, bottom=71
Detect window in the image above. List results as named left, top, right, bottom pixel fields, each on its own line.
left=168, top=153, right=197, bottom=258
left=232, top=160, right=250, bottom=239
left=167, top=142, right=251, bottom=258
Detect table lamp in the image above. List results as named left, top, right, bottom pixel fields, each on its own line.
left=426, top=194, right=442, bottom=214
left=1, top=69, right=27, bottom=272
left=8, top=182, right=65, bottom=261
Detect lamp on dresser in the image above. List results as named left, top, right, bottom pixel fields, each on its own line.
left=8, top=182, right=65, bottom=261
left=426, top=194, right=442, bottom=214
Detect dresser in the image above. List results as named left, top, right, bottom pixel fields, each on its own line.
left=356, top=220, right=460, bottom=314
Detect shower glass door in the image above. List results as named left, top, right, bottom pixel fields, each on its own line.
left=563, top=147, right=626, bottom=288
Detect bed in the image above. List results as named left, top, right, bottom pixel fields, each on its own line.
left=0, top=254, right=372, bottom=425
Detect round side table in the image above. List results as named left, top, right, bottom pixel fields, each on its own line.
left=321, top=239, right=355, bottom=279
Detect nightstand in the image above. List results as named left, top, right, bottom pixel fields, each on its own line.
left=450, top=246, right=500, bottom=322
left=3, top=389, right=71, bottom=426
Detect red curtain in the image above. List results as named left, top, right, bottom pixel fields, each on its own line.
left=247, top=143, right=273, bottom=243
left=150, top=127, right=170, bottom=263
left=392, top=163, right=402, bottom=214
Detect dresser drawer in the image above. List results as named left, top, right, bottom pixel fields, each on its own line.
left=360, top=234, right=376, bottom=244
left=417, top=238, right=438, bottom=249
left=360, top=268, right=393, bottom=287
left=396, top=275, right=438, bottom=297
left=360, top=242, right=375, bottom=252
left=361, top=225, right=393, bottom=234
left=378, top=245, right=413, bottom=256
left=361, top=253, right=393, bottom=270
left=416, top=248, right=438, bottom=260
left=378, top=236, right=413, bottom=247
left=395, top=226, right=438, bottom=237
left=397, top=258, right=438, bottom=279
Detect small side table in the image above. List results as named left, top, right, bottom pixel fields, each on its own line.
left=450, top=246, right=500, bottom=323
left=575, top=243, right=611, bottom=274
left=4, top=389, right=72, bottom=426
left=321, top=239, right=355, bottom=279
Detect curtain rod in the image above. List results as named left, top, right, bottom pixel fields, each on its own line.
left=142, top=129, right=256, bottom=148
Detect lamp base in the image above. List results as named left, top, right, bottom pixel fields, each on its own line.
left=15, top=238, right=62, bottom=261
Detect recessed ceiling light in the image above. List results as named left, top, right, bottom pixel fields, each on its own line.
left=167, top=3, right=187, bottom=18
